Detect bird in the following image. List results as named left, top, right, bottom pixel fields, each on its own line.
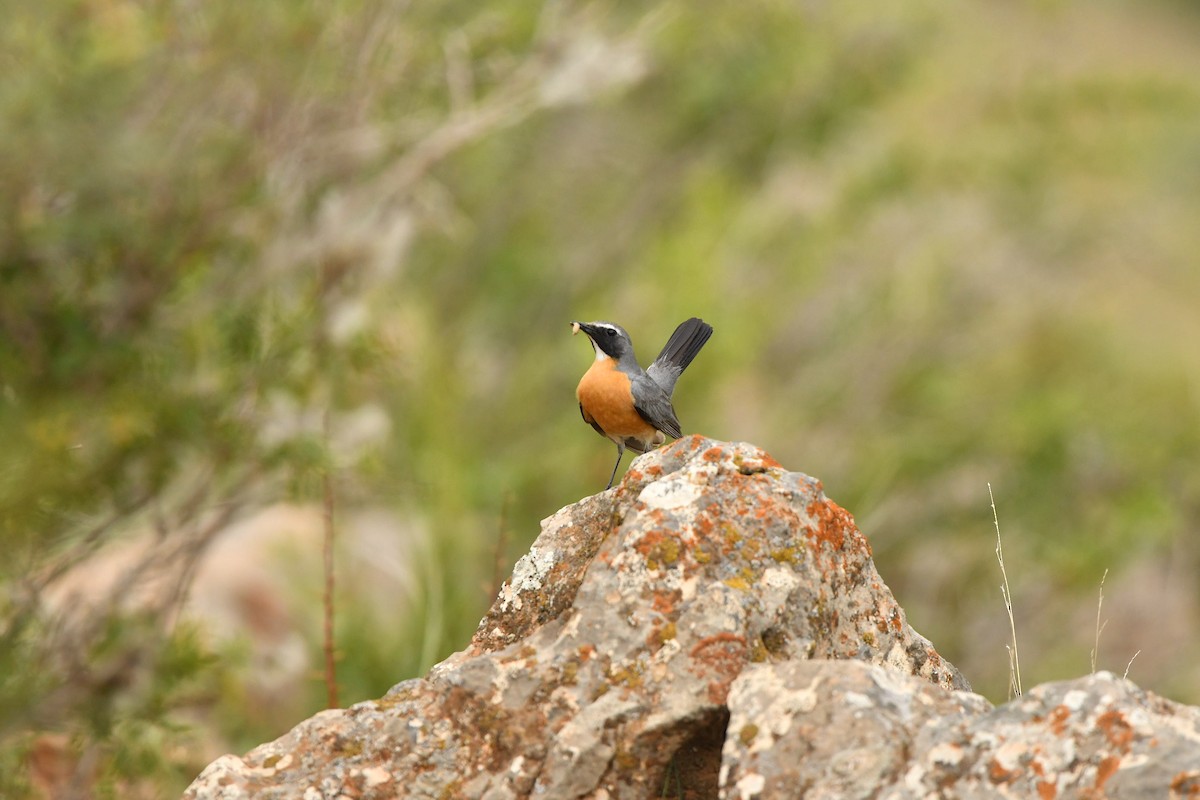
left=572, top=317, right=713, bottom=489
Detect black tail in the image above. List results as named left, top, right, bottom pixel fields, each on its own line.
left=647, top=317, right=713, bottom=396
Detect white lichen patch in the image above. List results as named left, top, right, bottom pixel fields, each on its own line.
left=734, top=771, right=766, bottom=799
left=639, top=478, right=701, bottom=510
left=360, top=766, right=392, bottom=787
left=757, top=567, right=799, bottom=614
left=927, top=742, right=964, bottom=767
left=609, top=548, right=655, bottom=597
left=883, top=641, right=916, bottom=676
left=1062, top=689, right=1089, bottom=711
left=189, top=755, right=253, bottom=799
left=499, top=544, right=559, bottom=612
left=649, top=637, right=681, bottom=671
left=993, top=740, right=1027, bottom=771
left=844, top=691, right=875, bottom=710
left=730, top=667, right=822, bottom=749
left=682, top=583, right=749, bottom=635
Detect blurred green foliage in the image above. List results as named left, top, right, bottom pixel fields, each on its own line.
left=3, top=0, right=1200, bottom=794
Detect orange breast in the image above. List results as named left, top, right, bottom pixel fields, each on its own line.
left=577, top=358, right=658, bottom=439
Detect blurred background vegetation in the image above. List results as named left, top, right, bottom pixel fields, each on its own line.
left=3, top=0, right=1200, bottom=795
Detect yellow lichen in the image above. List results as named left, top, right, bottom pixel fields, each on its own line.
left=655, top=539, right=680, bottom=565
left=608, top=662, right=644, bottom=689
left=335, top=739, right=363, bottom=758
left=770, top=547, right=799, bottom=564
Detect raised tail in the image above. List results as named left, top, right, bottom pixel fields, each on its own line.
left=646, top=317, right=713, bottom=396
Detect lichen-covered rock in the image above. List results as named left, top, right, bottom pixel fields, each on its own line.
left=184, top=436, right=967, bottom=799
left=721, top=660, right=1200, bottom=799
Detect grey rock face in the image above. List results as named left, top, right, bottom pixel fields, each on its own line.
left=183, top=436, right=1200, bottom=800
left=722, top=660, right=1200, bottom=799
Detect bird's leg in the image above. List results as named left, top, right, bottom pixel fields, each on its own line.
left=606, top=442, right=625, bottom=490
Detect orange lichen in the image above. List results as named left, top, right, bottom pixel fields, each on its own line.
left=690, top=633, right=746, bottom=659
left=988, top=758, right=1017, bottom=784
left=1047, top=705, right=1071, bottom=735
left=651, top=590, right=680, bottom=615
left=1094, top=754, right=1121, bottom=789
left=702, top=446, right=724, bottom=462
left=1096, top=709, right=1134, bottom=752
left=1037, top=780, right=1057, bottom=800
left=1170, top=771, right=1200, bottom=794
left=689, top=633, right=748, bottom=702
left=804, top=499, right=864, bottom=553
left=691, top=633, right=744, bottom=690
left=632, top=529, right=681, bottom=570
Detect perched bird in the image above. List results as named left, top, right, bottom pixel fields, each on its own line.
left=572, top=317, right=713, bottom=489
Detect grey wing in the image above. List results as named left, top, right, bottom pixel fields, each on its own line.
left=630, top=373, right=682, bottom=439
left=646, top=361, right=682, bottom=396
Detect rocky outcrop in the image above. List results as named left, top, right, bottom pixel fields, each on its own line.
left=723, top=660, right=1200, bottom=798
left=183, top=437, right=1200, bottom=799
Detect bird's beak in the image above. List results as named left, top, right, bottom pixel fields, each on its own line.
left=571, top=321, right=582, bottom=335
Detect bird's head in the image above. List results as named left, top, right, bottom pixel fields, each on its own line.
left=571, top=320, right=634, bottom=361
